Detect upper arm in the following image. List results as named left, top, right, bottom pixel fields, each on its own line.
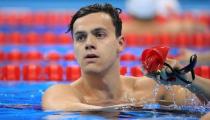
left=42, top=84, right=81, bottom=111
left=163, top=85, right=201, bottom=105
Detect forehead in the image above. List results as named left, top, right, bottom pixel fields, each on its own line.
left=73, top=12, right=115, bottom=33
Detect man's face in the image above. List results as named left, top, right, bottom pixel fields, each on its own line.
left=73, top=12, right=124, bottom=74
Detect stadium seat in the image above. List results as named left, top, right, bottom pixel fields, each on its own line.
left=33, top=12, right=46, bottom=26
left=174, top=32, right=190, bottom=47
left=130, top=66, right=144, bottom=77
left=42, top=32, right=56, bottom=44
left=2, top=64, right=20, bottom=81
left=0, top=51, right=5, bottom=61
left=143, top=33, right=156, bottom=46
left=195, top=66, right=210, bottom=79
left=58, top=34, right=72, bottom=44
left=120, top=66, right=127, bottom=75
left=0, top=32, right=6, bottom=45
left=158, top=32, right=171, bottom=46
left=9, top=32, right=23, bottom=44
left=66, top=66, right=81, bottom=81
left=124, top=34, right=139, bottom=46
left=6, top=49, right=23, bottom=61
left=23, top=64, right=43, bottom=81
left=63, top=52, right=76, bottom=61
left=25, top=32, right=40, bottom=45
left=193, top=33, right=204, bottom=48
left=24, top=50, right=43, bottom=61
left=45, top=64, right=63, bottom=81
left=120, top=53, right=137, bottom=61
left=0, top=67, right=3, bottom=80
left=45, top=51, right=61, bottom=61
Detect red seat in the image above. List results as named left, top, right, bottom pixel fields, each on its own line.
left=120, top=53, right=137, bottom=61
left=46, top=12, right=59, bottom=27
left=2, top=64, right=20, bottom=81
left=195, top=66, right=210, bottom=79
left=8, top=32, right=22, bottom=44
left=66, top=66, right=81, bottom=81
left=45, top=64, right=63, bottom=81
left=42, top=32, right=56, bottom=44
left=193, top=33, right=205, bottom=48
left=130, top=66, right=144, bottom=77
left=155, top=15, right=168, bottom=24
left=203, top=32, right=210, bottom=47
left=0, top=51, right=5, bottom=61
left=174, top=32, right=190, bottom=47
left=124, top=34, right=139, bottom=46
left=45, top=51, right=61, bottom=61
left=119, top=13, right=133, bottom=22
left=63, top=52, right=76, bottom=61
left=58, top=34, right=72, bottom=44
left=25, top=32, right=39, bottom=45
left=23, top=64, right=43, bottom=81
left=19, top=12, right=33, bottom=26
left=0, top=67, right=3, bottom=80
left=33, top=12, right=46, bottom=26
left=197, top=13, right=209, bottom=25
left=120, top=66, right=127, bottom=75
left=59, top=12, right=72, bottom=26
left=143, top=33, right=156, bottom=46
left=6, top=12, right=19, bottom=26
left=6, top=49, right=23, bottom=61
left=0, top=32, right=6, bottom=45
left=157, top=32, right=172, bottom=46
left=24, top=50, right=43, bottom=61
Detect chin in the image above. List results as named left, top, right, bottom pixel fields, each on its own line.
left=83, top=65, right=102, bottom=74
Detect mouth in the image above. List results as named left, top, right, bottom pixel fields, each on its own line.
left=84, top=54, right=99, bottom=59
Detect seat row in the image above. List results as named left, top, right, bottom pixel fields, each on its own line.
left=0, top=50, right=180, bottom=62
left=0, top=32, right=72, bottom=45
left=0, top=12, right=132, bottom=26
left=0, top=64, right=143, bottom=81
left=0, top=64, right=210, bottom=82
left=0, top=11, right=209, bottom=26
left=124, top=32, right=210, bottom=47
left=1, top=31, right=210, bottom=47
left=0, top=50, right=74, bottom=61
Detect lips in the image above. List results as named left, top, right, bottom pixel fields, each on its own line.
left=84, top=54, right=99, bottom=59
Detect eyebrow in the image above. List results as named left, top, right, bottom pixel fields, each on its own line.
left=74, top=27, right=107, bottom=36
left=74, top=31, right=86, bottom=36
left=91, top=27, right=107, bottom=33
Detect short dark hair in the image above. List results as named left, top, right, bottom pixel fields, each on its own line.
left=66, top=3, right=122, bottom=37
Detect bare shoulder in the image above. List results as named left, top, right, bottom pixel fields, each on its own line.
left=42, top=81, right=82, bottom=110
left=121, top=75, right=157, bottom=89
left=43, top=84, right=72, bottom=97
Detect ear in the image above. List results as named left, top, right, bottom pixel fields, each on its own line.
left=117, top=36, right=125, bottom=53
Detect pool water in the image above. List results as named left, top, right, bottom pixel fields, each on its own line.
left=0, top=81, right=209, bottom=120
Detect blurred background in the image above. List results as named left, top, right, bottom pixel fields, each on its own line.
left=0, top=0, right=210, bottom=82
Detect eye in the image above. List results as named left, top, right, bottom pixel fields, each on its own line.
left=75, top=35, right=86, bottom=42
left=95, top=32, right=106, bottom=39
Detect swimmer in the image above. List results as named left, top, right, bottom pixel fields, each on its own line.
left=42, top=3, right=210, bottom=111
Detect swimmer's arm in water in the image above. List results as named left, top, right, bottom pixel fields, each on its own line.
left=182, top=74, right=210, bottom=104
left=157, top=61, right=210, bottom=105
left=42, top=84, right=102, bottom=111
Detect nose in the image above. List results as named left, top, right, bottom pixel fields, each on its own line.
left=85, top=44, right=96, bottom=50
left=85, top=36, right=96, bottom=50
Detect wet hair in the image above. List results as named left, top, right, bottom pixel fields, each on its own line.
left=66, top=3, right=122, bottom=37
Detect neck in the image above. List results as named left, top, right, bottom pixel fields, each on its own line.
left=81, top=59, right=122, bottom=99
